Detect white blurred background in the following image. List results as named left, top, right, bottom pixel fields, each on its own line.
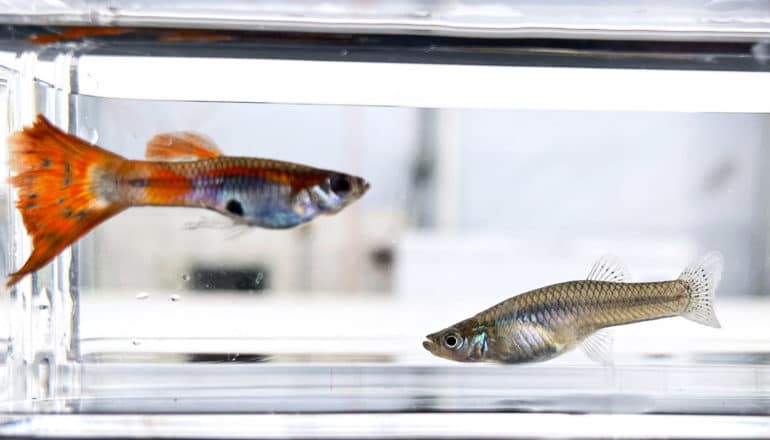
left=76, top=97, right=768, bottom=299
left=58, top=96, right=770, bottom=364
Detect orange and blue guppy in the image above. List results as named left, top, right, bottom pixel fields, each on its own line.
left=6, top=115, right=370, bottom=287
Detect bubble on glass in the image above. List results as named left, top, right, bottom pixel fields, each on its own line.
left=135, top=291, right=149, bottom=300
left=182, top=274, right=190, bottom=282
left=255, top=272, right=264, bottom=287
left=230, top=352, right=240, bottom=362
left=81, top=126, right=99, bottom=145
left=170, top=294, right=181, bottom=302
left=131, top=339, right=141, bottom=346
left=85, top=72, right=99, bottom=91
left=752, top=42, right=770, bottom=65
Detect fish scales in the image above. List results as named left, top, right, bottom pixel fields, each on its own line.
left=6, top=115, right=369, bottom=286
left=424, top=253, right=722, bottom=364
left=478, top=281, right=689, bottom=336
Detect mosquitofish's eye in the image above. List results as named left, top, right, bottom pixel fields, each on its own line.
left=329, top=174, right=352, bottom=197
left=442, top=332, right=461, bottom=350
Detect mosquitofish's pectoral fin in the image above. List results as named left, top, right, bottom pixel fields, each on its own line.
left=580, top=329, right=614, bottom=365
left=145, top=131, right=223, bottom=161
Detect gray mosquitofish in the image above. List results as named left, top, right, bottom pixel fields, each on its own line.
left=423, top=252, right=722, bottom=364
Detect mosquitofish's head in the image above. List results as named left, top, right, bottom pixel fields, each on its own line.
left=293, top=172, right=370, bottom=219
left=423, top=320, right=490, bottom=363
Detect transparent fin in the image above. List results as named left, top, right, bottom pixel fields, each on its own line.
left=581, top=330, right=614, bottom=365
left=146, top=131, right=222, bottom=161
left=586, top=255, right=629, bottom=282
left=224, top=224, right=252, bottom=241
left=183, top=216, right=237, bottom=230
left=679, top=251, right=723, bottom=328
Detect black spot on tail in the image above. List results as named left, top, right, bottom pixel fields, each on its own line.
left=226, top=199, right=244, bottom=216
left=63, top=162, right=71, bottom=186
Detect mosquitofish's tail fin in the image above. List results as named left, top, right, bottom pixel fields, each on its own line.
left=678, top=251, right=723, bottom=328
left=6, top=115, right=127, bottom=287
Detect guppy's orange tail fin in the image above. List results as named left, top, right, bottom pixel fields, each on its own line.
left=6, top=115, right=126, bottom=287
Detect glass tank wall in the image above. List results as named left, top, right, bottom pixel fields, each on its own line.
left=0, top=14, right=769, bottom=440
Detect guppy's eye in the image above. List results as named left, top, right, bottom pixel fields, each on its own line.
left=443, top=333, right=461, bottom=349
left=329, top=175, right=352, bottom=196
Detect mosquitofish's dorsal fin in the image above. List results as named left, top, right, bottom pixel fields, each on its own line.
left=679, top=251, right=723, bottom=328
left=146, top=131, right=222, bottom=161
left=586, top=255, right=630, bottom=282
left=581, top=330, right=614, bottom=365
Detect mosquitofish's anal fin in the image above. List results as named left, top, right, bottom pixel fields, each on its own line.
left=580, top=329, right=614, bottom=365
left=146, top=131, right=223, bottom=161
left=6, top=114, right=127, bottom=287
left=679, top=251, right=723, bottom=328
left=586, top=255, right=630, bottom=282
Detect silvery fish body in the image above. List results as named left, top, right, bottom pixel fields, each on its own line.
left=423, top=252, right=723, bottom=364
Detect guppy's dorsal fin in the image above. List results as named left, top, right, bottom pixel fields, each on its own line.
left=581, top=329, right=614, bottom=365
left=146, top=131, right=223, bottom=161
left=586, top=255, right=630, bottom=282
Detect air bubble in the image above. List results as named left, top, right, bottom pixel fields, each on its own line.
left=81, top=126, right=99, bottom=144
left=131, top=339, right=141, bottom=346
left=135, top=291, right=149, bottom=300
left=170, top=294, right=181, bottom=302
left=182, top=274, right=190, bottom=281
left=752, top=42, right=770, bottom=65
left=85, top=72, right=99, bottom=90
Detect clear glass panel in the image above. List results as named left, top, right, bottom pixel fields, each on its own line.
left=0, top=67, right=9, bottom=404
left=1, top=0, right=770, bottom=40
left=0, top=27, right=768, bottom=439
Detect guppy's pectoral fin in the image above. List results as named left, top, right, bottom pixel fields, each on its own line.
left=146, top=131, right=223, bottom=161
left=586, top=255, right=630, bottom=282
left=580, top=329, right=614, bottom=365
left=183, top=214, right=246, bottom=231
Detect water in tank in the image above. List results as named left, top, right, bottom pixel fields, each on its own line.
left=0, top=2, right=768, bottom=439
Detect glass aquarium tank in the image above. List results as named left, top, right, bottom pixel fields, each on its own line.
left=0, top=1, right=768, bottom=438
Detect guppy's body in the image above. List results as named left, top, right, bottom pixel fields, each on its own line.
left=423, top=253, right=722, bottom=364
left=6, top=115, right=369, bottom=287
left=112, top=156, right=347, bottom=229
